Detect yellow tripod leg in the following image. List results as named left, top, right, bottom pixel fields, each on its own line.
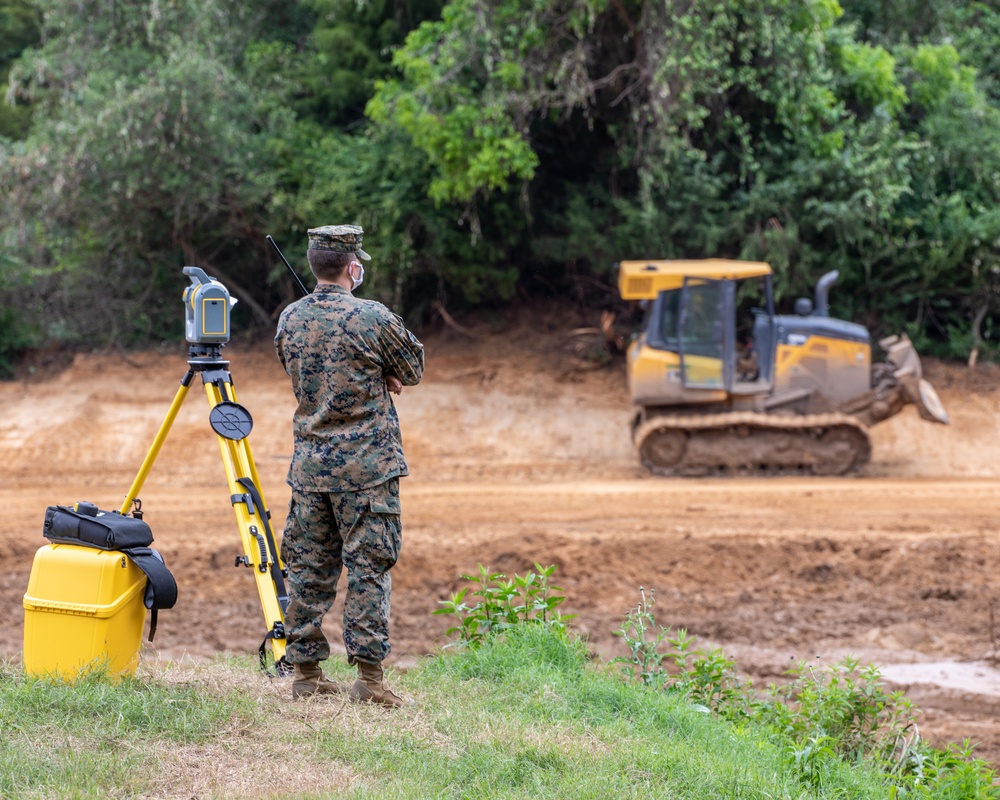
left=120, top=380, right=192, bottom=515
left=203, top=378, right=288, bottom=667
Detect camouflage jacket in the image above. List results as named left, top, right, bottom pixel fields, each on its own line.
left=274, top=284, right=424, bottom=492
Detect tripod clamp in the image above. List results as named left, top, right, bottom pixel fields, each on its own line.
left=178, top=346, right=255, bottom=441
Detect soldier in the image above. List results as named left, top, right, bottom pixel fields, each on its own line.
left=274, top=224, right=424, bottom=707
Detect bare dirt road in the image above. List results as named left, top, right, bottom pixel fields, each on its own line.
left=2, top=315, right=1000, bottom=764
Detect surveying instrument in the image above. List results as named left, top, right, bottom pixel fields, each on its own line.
left=119, top=266, right=289, bottom=674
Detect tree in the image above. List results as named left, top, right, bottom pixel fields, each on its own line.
left=0, top=0, right=296, bottom=347
left=367, top=1, right=908, bottom=296
left=294, top=0, right=444, bottom=127
left=0, top=0, right=40, bottom=140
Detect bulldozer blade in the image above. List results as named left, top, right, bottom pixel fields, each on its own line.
left=914, top=378, right=949, bottom=424
left=879, top=333, right=949, bottom=425
left=879, top=333, right=924, bottom=380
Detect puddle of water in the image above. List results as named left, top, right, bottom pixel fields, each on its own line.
left=881, top=661, right=1000, bottom=697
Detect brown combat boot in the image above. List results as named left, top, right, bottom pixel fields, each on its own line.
left=348, top=660, right=405, bottom=708
left=292, top=661, right=350, bottom=699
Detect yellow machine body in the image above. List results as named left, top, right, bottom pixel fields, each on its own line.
left=629, top=334, right=873, bottom=407
left=774, top=335, right=871, bottom=404
left=627, top=341, right=728, bottom=406
left=23, top=543, right=147, bottom=679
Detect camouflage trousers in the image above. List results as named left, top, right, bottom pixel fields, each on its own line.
left=280, top=478, right=401, bottom=666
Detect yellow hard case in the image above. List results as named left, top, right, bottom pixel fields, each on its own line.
left=23, top=543, right=147, bottom=679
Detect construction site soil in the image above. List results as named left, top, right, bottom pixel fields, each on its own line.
left=3, top=311, right=1000, bottom=766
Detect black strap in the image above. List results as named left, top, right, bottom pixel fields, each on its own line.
left=236, top=478, right=289, bottom=613
left=232, top=479, right=289, bottom=676
left=258, top=623, right=291, bottom=677
left=121, top=547, right=178, bottom=642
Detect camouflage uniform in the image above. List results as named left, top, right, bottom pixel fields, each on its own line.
left=275, top=226, right=424, bottom=667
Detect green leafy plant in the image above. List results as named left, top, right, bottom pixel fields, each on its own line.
left=610, top=586, right=673, bottom=690
left=764, top=659, right=1000, bottom=795
left=915, top=740, right=1000, bottom=799
left=433, top=562, right=575, bottom=647
left=612, top=587, right=755, bottom=719
left=764, top=656, right=919, bottom=768
left=667, top=628, right=752, bottom=720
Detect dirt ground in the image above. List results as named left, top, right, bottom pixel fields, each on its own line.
left=3, top=311, right=1000, bottom=766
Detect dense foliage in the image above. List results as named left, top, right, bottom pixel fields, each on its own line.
left=2, top=0, right=1000, bottom=371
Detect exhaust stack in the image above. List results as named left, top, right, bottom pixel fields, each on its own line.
left=814, top=270, right=839, bottom=318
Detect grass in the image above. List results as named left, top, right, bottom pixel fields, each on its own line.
left=0, top=628, right=906, bottom=800
left=7, top=565, right=997, bottom=798
left=0, top=658, right=257, bottom=798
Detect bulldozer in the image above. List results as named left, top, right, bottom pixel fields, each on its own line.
left=618, top=259, right=949, bottom=476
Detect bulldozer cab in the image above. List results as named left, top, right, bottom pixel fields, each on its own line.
left=622, top=260, right=775, bottom=396
left=677, top=278, right=729, bottom=389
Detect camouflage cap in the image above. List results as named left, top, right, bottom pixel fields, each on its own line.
left=307, top=224, right=371, bottom=260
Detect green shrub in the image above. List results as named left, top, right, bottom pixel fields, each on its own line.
left=612, top=586, right=757, bottom=720
left=434, top=563, right=575, bottom=647
left=763, top=657, right=918, bottom=767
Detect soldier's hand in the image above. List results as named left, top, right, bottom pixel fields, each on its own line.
left=386, top=374, right=403, bottom=395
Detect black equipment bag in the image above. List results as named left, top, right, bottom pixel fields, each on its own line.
left=42, top=504, right=178, bottom=641
left=44, top=504, right=154, bottom=550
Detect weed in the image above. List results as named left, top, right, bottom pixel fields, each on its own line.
left=914, top=741, right=1000, bottom=799
left=433, top=563, right=575, bottom=647
left=611, top=586, right=671, bottom=690
left=764, top=656, right=919, bottom=768
left=612, top=587, right=755, bottom=719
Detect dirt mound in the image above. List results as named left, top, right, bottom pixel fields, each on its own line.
left=3, top=315, right=1000, bottom=765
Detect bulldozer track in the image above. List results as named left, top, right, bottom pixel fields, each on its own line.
left=633, top=411, right=872, bottom=477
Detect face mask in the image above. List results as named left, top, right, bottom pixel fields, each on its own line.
left=350, top=262, right=364, bottom=291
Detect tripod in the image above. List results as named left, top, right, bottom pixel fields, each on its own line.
left=119, top=343, right=289, bottom=672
